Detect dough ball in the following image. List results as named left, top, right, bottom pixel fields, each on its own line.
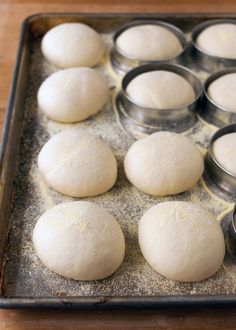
left=207, top=73, right=236, bottom=113
left=37, top=68, right=109, bottom=123
left=38, top=129, right=117, bottom=197
left=33, top=201, right=125, bottom=280
left=124, top=131, right=204, bottom=196
left=139, top=201, right=225, bottom=282
left=41, top=23, right=105, bottom=68
left=212, top=132, right=236, bottom=176
left=126, top=70, right=195, bottom=109
left=116, top=24, right=183, bottom=61
left=196, top=23, right=236, bottom=59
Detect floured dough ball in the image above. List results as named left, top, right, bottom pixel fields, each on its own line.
left=116, top=24, right=183, bottom=61
left=38, top=129, right=117, bottom=197
left=207, top=73, right=236, bottom=113
left=124, top=131, right=204, bottom=196
left=42, top=23, right=105, bottom=68
left=126, top=70, right=195, bottom=109
left=37, top=68, right=109, bottom=123
left=212, top=132, right=236, bottom=176
left=139, top=201, right=225, bottom=282
left=33, top=201, right=125, bottom=280
left=196, top=23, right=236, bottom=59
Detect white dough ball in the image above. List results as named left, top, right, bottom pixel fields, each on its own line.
left=139, top=201, right=225, bottom=282
left=116, top=24, right=183, bottom=61
left=38, top=129, right=117, bottom=197
left=126, top=70, right=195, bottom=109
left=41, top=23, right=105, bottom=68
left=37, top=68, right=109, bottom=123
left=33, top=201, right=125, bottom=280
left=207, top=73, right=236, bottom=113
left=196, top=23, right=236, bottom=59
left=124, top=131, right=204, bottom=196
left=212, top=132, right=236, bottom=176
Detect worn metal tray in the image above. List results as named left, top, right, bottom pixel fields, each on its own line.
left=1, top=13, right=236, bottom=309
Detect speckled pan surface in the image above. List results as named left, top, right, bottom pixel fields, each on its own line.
left=2, top=14, right=236, bottom=305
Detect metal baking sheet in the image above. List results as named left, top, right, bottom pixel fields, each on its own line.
left=1, top=13, right=236, bottom=309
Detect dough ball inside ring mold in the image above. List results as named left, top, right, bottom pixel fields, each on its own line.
left=111, top=20, right=187, bottom=74
left=192, top=19, right=236, bottom=72
left=201, top=68, right=236, bottom=127
left=204, top=123, right=236, bottom=197
left=116, top=63, right=202, bottom=133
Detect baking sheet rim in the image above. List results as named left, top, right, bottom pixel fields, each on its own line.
left=1, top=12, right=236, bottom=309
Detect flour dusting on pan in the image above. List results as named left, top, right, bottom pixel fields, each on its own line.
left=3, top=22, right=236, bottom=298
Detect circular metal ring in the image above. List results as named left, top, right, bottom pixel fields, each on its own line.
left=111, top=20, right=187, bottom=74
left=116, top=63, right=202, bottom=132
left=201, top=68, right=236, bottom=127
left=191, top=19, right=236, bottom=72
left=205, top=123, right=236, bottom=195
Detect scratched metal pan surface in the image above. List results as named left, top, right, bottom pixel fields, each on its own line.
left=1, top=13, right=236, bottom=309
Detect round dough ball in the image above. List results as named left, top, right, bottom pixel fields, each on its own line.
left=33, top=201, right=125, bottom=280
left=37, top=68, right=109, bottom=123
left=207, top=73, right=236, bottom=113
left=196, top=23, right=236, bottom=59
left=126, top=70, right=195, bottom=109
left=41, top=23, right=105, bottom=68
left=212, top=132, right=236, bottom=176
left=139, top=201, right=225, bottom=282
left=116, top=24, right=183, bottom=61
left=38, top=129, right=117, bottom=197
left=124, top=131, right=204, bottom=196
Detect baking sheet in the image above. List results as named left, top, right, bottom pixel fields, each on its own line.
left=1, top=14, right=236, bottom=308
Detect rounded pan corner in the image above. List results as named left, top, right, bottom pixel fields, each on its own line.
left=21, top=13, right=46, bottom=26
